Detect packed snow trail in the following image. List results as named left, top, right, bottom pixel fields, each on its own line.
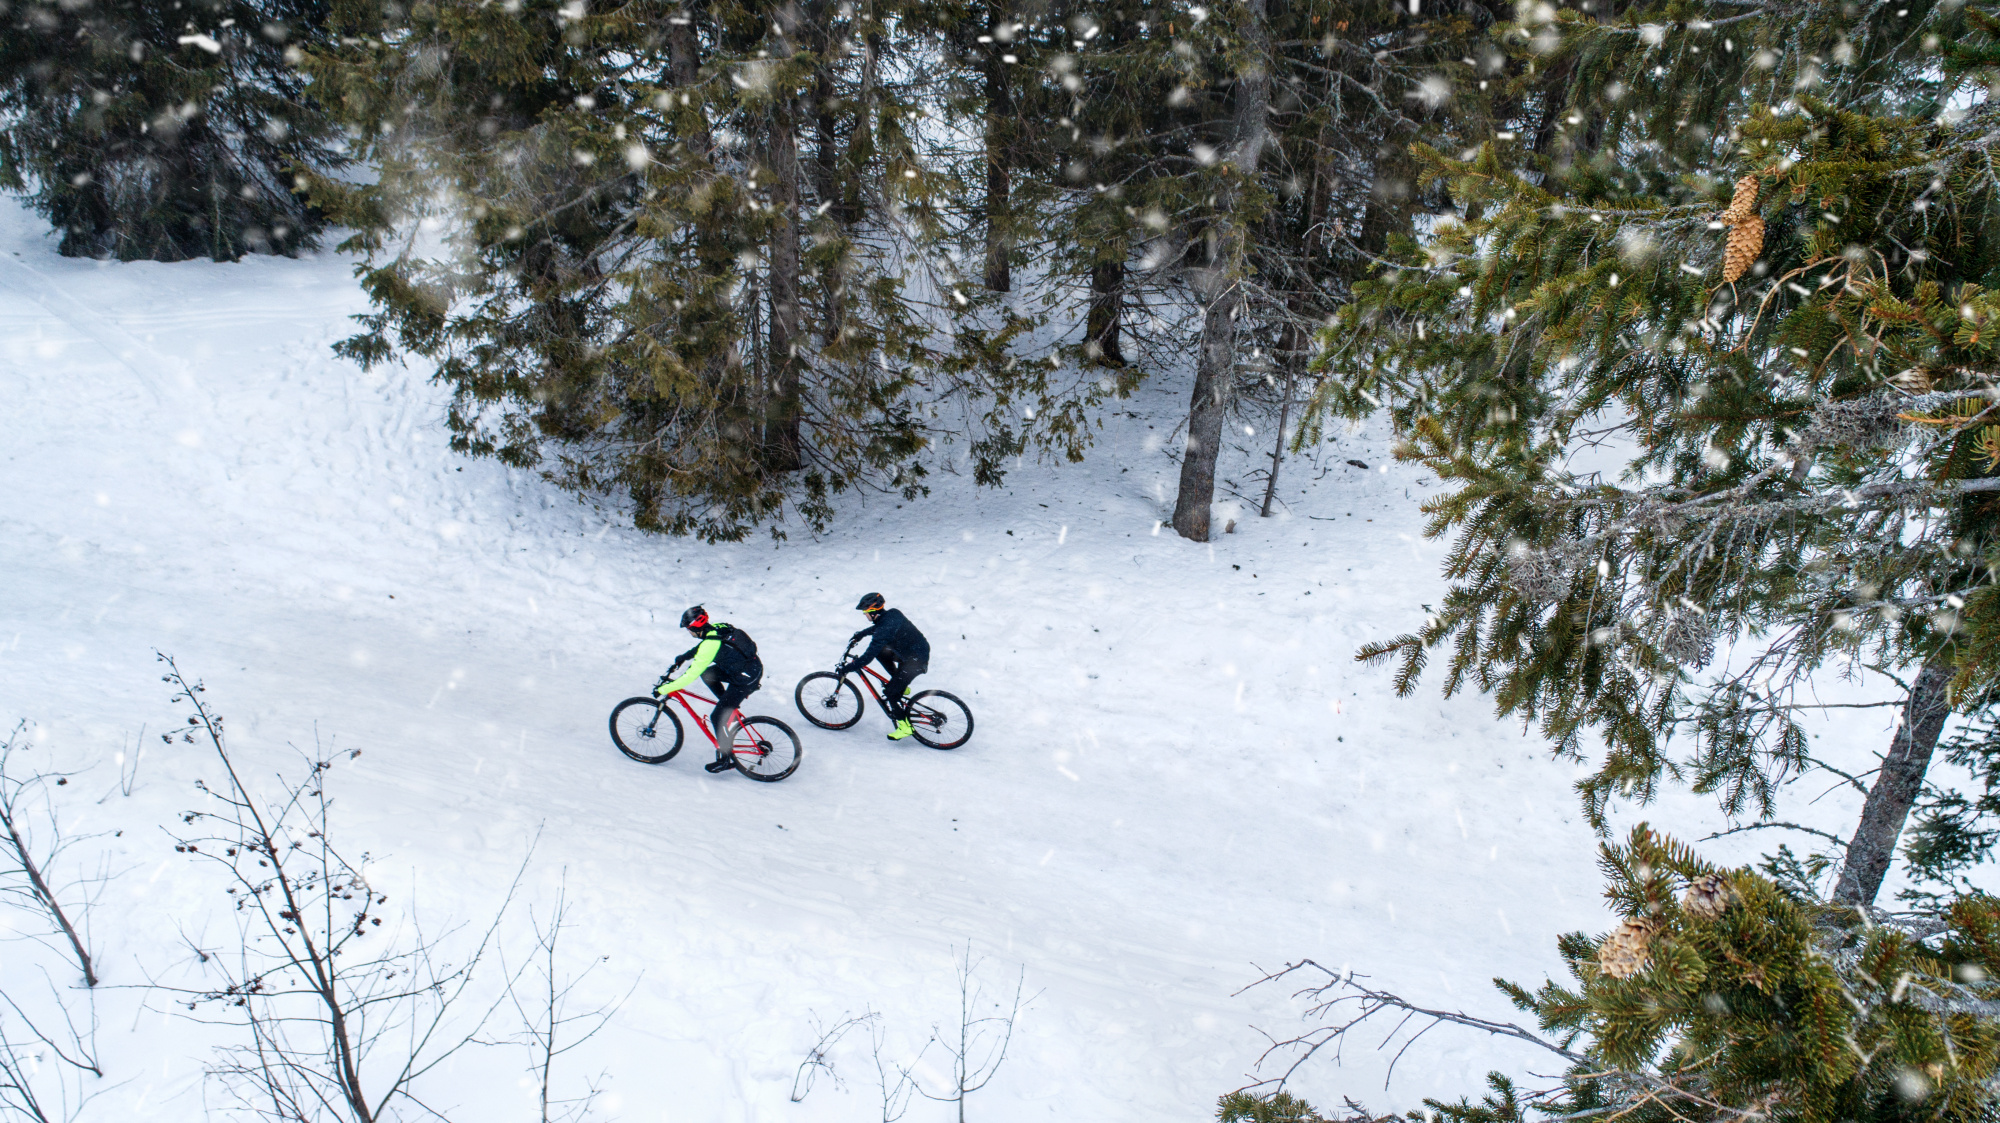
left=0, top=198, right=1899, bottom=1120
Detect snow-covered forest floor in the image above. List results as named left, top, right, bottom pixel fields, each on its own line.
left=0, top=195, right=1925, bottom=1120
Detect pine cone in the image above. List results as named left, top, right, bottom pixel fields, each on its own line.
left=1722, top=216, right=1763, bottom=283
left=1890, top=368, right=1934, bottom=394
left=1722, top=174, right=1759, bottom=224
left=1683, top=873, right=1733, bottom=919
left=1597, top=919, right=1657, bottom=979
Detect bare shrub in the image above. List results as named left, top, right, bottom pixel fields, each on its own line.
left=0, top=722, right=103, bottom=987
left=791, top=945, right=1030, bottom=1122
left=155, top=654, right=526, bottom=1123
left=493, top=876, right=634, bottom=1123
left=0, top=722, right=117, bottom=1121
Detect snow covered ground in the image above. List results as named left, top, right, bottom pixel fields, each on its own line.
left=0, top=195, right=1908, bottom=1121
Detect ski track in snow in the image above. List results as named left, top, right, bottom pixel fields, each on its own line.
left=0, top=197, right=1904, bottom=1120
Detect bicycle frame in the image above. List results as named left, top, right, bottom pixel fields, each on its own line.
left=848, top=664, right=900, bottom=716
left=656, top=688, right=736, bottom=752
left=839, top=653, right=936, bottom=726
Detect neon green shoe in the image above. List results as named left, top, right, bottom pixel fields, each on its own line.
left=887, top=718, right=915, bottom=741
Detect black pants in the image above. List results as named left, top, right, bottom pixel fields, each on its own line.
left=702, top=665, right=762, bottom=744
left=876, top=653, right=927, bottom=719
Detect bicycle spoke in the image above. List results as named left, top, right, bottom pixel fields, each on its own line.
left=793, top=672, right=862, bottom=730
left=610, top=697, right=684, bottom=764
left=906, top=691, right=972, bottom=750
left=732, top=717, right=801, bottom=780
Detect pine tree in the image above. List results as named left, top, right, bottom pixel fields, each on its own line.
left=1239, top=826, right=2000, bottom=1122
left=1218, top=1090, right=1347, bottom=1121
left=1901, top=700, right=2000, bottom=907
left=1323, top=0, right=2000, bottom=904
left=917, top=0, right=1022, bottom=293
left=0, top=0, right=341, bottom=261
left=999, top=0, right=1489, bottom=541
left=303, top=0, right=1064, bottom=540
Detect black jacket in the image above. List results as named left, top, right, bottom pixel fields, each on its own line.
left=849, top=608, right=929, bottom=667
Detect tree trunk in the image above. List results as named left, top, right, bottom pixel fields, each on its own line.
left=1260, top=318, right=1303, bottom=518
left=1529, top=57, right=1576, bottom=163
left=982, top=25, right=1013, bottom=292
left=811, top=62, right=848, bottom=341
left=812, top=70, right=838, bottom=209
left=1085, top=259, right=1126, bottom=365
left=667, top=20, right=715, bottom=157
left=1172, top=295, right=1238, bottom=540
left=766, top=91, right=805, bottom=470
left=1832, top=658, right=1954, bottom=907
left=1170, top=0, right=1269, bottom=542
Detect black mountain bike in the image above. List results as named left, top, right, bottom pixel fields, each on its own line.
left=792, top=641, right=974, bottom=749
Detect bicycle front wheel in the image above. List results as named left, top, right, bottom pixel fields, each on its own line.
left=794, top=672, right=863, bottom=730
left=610, top=697, right=684, bottom=764
left=732, top=716, right=802, bottom=781
left=907, top=690, right=973, bottom=750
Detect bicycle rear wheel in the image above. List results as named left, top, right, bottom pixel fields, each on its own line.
left=611, top=697, right=684, bottom=763
left=731, top=716, right=802, bottom=781
left=794, top=672, right=863, bottom=730
left=907, top=690, right=973, bottom=750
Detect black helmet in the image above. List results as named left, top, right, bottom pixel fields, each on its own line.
left=855, top=592, right=885, bottom=613
left=680, top=605, right=710, bottom=631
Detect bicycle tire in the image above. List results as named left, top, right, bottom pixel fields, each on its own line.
left=794, top=672, right=864, bottom=730
left=907, top=690, right=973, bottom=750
left=610, top=697, right=684, bottom=764
left=732, top=716, right=802, bottom=781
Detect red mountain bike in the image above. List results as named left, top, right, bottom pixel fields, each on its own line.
left=793, top=642, right=974, bottom=749
left=609, top=685, right=802, bottom=781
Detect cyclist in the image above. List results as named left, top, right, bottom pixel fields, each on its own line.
left=657, top=605, right=764, bottom=773
left=837, top=592, right=930, bottom=740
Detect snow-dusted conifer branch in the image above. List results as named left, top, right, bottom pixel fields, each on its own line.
left=1363, top=379, right=2000, bottom=850
left=1235, top=827, right=2000, bottom=1122
left=153, top=654, right=529, bottom=1123
left=0, top=2, right=347, bottom=262
left=1329, top=8, right=2000, bottom=895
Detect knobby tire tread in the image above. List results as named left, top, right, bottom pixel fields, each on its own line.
left=908, top=690, right=973, bottom=750
left=611, top=696, right=684, bottom=764
left=733, top=716, right=802, bottom=781
left=794, top=672, right=864, bottom=730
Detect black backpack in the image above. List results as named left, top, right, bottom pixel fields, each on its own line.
left=712, top=623, right=759, bottom=663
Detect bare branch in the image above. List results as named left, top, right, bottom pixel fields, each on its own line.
left=153, top=654, right=532, bottom=1123
left=0, top=723, right=100, bottom=987
left=1700, top=821, right=1851, bottom=848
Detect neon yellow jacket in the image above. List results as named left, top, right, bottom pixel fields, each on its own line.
left=657, top=635, right=723, bottom=696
